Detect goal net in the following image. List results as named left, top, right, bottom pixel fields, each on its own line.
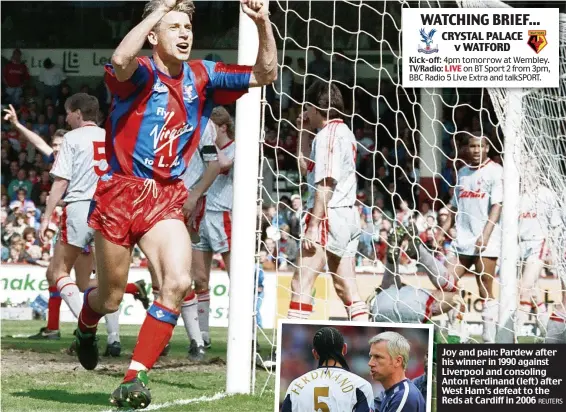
left=252, top=0, right=566, bottom=401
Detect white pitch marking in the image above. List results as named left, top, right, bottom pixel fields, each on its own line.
left=101, top=392, right=228, bottom=412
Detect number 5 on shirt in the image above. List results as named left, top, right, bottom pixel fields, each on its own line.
left=314, top=387, right=330, bottom=412
left=93, top=141, right=108, bottom=176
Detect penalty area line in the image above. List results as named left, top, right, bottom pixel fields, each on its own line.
left=101, top=392, right=228, bottom=411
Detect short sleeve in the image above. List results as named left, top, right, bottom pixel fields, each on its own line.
left=104, top=57, right=153, bottom=100
left=202, top=60, right=252, bottom=90
left=199, top=122, right=218, bottom=163
left=50, top=138, right=73, bottom=180
left=354, top=382, right=375, bottom=412
left=490, top=166, right=504, bottom=205
left=281, top=393, right=293, bottom=412
left=313, top=134, right=341, bottom=185
left=192, top=60, right=251, bottom=105
left=220, top=141, right=236, bottom=162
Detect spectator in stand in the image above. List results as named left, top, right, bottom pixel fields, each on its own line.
left=32, top=113, right=49, bottom=136
left=22, top=226, right=38, bottom=250
left=278, top=224, right=298, bottom=266
left=56, top=84, right=71, bottom=114
left=284, top=194, right=302, bottom=239
left=373, top=228, right=389, bottom=264
left=9, top=187, right=34, bottom=212
left=12, top=212, right=28, bottom=235
left=24, top=204, right=39, bottom=230
left=274, top=56, right=294, bottom=114
left=45, top=104, right=57, bottom=124
left=39, top=58, right=67, bottom=105
left=265, top=237, right=287, bottom=270
left=358, top=218, right=374, bottom=261
left=2, top=49, right=30, bottom=105
left=306, top=49, right=329, bottom=86
left=1, top=221, right=17, bottom=249
left=6, top=234, right=25, bottom=263
left=260, top=249, right=275, bottom=271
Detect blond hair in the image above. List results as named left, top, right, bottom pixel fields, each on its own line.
left=369, top=331, right=410, bottom=370
left=143, top=0, right=195, bottom=21
left=210, top=106, right=235, bottom=138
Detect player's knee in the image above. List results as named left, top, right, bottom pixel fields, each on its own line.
left=161, top=271, right=192, bottom=300
left=75, top=277, right=91, bottom=292
left=101, top=289, right=124, bottom=313
left=194, top=278, right=208, bottom=292
left=45, top=265, right=56, bottom=286
left=291, top=272, right=314, bottom=293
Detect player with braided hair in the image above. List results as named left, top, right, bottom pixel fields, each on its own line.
left=281, top=326, right=374, bottom=412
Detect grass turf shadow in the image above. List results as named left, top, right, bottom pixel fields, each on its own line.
left=11, top=389, right=110, bottom=406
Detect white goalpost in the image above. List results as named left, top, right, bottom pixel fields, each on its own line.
left=226, top=0, right=566, bottom=400
left=226, top=3, right=264, bottom=395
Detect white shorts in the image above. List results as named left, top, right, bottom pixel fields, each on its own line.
left=371, top=285, right=434, bottom=324
left=451, top=232, right=501, bottom=258
left=60, top=201, right=95, bottom=249
left=193, top=210, right=232, bottom=254
left=519, top=239, right=549, bottom=261
left=304, top=207, right=360, bottom=258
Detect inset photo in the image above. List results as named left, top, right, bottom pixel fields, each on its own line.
left=275, top=320, right=432, bottom=412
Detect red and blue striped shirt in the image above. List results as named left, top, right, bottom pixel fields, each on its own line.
left=103, top=56, right=251, bottom=182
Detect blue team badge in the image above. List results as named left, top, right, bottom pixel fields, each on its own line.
left=153, top=81, right=168, bottom=93
left=184, top=85, right=197, bottom=102
left=100, top=173, right=113, bottom=182
left=418, top=28, right=439, bottom=54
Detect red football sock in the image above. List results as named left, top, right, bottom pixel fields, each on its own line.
left=47, top=286, right=62, bottom=331
left=124, top=283, right=139, bottom=295
left=123, top=302, right=178, bottom=383
left=78, top=288, right=104, bottom=334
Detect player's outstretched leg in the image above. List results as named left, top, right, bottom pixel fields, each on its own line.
left=125, top=280, right=150, bottom=310
left=29, top=264, right=62, bottom=339
left=75, top=233, right=132, bottom=371
left=112, top=220, right=192, bottom=409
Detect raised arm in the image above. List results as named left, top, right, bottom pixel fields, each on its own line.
left=111, top=0, right=177, bottom=81
left=241, top=0, right=277, bottom=87
left=3, top=105, right=53, bottom=156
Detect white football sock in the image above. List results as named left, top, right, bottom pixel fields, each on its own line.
left=181, top=292, right=204, bottom=347
left=56, top=276, right=82, bottom=318
left=104, top=310, right=120, bottom=344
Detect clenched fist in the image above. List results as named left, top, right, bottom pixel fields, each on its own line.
left=241, top=0, right=269, bottom=22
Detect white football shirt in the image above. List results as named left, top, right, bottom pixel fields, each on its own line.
left=450, top=159, right=503, bottom=245
left=181, top=121, right=218, bottom=191
left=50, top=125, right=106, bottom=202
left=281, top=367, right=374, bottom=412
left=206, top=140, right=235, bottom=212
left=519, top=185, right=562, bottom=241
left=306, top=119, right=357, bottom=210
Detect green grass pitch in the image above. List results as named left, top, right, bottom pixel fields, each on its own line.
left=1, top=320, right=275, bottom=412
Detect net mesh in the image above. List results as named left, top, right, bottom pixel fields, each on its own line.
left=252, top=0, right=566, bottom=403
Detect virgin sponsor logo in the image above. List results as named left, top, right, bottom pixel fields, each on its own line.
left=144, top=108, right=194, bottom=168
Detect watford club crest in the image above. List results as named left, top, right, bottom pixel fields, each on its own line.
left=527, top=30, right=548, bottom=54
